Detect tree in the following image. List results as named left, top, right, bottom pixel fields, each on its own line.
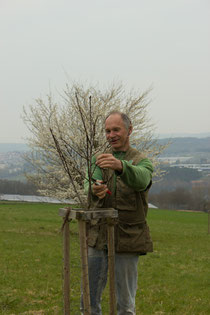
left=22, top=82, right=166, bottom=208
left=0, top=179, right=38, bottom=195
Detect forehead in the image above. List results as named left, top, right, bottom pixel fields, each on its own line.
left=105, top=114, right=125, bottom=128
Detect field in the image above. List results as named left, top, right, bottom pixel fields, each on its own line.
left=0, top=202, right=209, bottom=315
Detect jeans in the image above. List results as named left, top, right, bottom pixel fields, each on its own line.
left=81, top=247, right=139, bottom=315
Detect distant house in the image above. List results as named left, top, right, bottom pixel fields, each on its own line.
left=149, top=203, right=158, bottom=209
left=191, top=180, right=205, bottom=188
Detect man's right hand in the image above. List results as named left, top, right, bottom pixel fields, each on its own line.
left=92, top=180, right=108, bottom=199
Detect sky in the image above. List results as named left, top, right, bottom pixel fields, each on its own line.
left=0, top=0, right=210, bottom=143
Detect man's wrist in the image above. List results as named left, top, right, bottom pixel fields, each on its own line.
left=115, top=160, right=123, bottom=175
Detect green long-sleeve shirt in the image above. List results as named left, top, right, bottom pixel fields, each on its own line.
left=85, top=151, right=153, bottom=194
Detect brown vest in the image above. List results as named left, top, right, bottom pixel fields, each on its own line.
left=87, top=146, right=153, bottom=254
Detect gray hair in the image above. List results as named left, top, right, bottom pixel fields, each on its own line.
left=105, top=111, right=132, bottom=130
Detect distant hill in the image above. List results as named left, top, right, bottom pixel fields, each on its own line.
left=0, top=143, right=29, bottom=153
left=157, top=132, right=210, bottom=139
left=158, top=137, right=210, bottom=156
left=0, top=136, right=210, bottom=156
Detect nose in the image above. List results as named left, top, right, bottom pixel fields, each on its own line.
left=109, top=130, right=115, bottom=138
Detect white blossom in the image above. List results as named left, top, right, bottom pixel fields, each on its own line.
left=22, top=82, right=167, bottom=208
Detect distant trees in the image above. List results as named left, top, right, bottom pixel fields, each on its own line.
left=151, top=166, right=202, bottom=193
left=150, top=188, right=193, bottom=210
left=0, top=179, right=39, bottom=195
left=149, top=165, right=210, bottom=211
left=164, top=167, right=202, bottom=182
left=150, top=174, right=210, bottom=211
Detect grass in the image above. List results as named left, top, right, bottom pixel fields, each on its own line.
left=0, top=202, right=209, bottom=314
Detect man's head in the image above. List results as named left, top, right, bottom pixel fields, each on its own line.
left=105, top=111, right=133, bottom=151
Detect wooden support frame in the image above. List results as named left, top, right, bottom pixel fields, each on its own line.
left=63, top=216, right=70, bottom=315
left=59, top=208, right=118, bottom=315
left=107, top=220, right=117, bottom=315
left=78, top=219, right=91, bottom=314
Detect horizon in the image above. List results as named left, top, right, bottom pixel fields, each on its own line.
left=0, top=131, right=210, bottom=147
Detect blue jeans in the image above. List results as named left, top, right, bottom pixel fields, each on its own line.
left=81, top=247, right=139, bottom=315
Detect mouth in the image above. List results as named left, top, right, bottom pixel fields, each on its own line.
left=110, top=139, right=119, bottom=145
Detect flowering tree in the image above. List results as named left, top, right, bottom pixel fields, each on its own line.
left=22, top=82, right=166, bottom=208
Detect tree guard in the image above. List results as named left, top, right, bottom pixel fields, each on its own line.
left=59, top=207, right=118, bottom=315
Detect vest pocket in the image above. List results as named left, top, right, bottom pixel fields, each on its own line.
left=116, top=222, right=153, bottom=253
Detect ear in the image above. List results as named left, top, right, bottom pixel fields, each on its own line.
left=128, top=126, right=133, bottom=136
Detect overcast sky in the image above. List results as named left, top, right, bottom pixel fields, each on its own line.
left=1, top=0, right=210, bottom=142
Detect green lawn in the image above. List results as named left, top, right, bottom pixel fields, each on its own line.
left=0, top=202, right=209, bottom=314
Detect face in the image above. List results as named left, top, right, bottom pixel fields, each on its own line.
left=105, top=114, right=132, bottom=151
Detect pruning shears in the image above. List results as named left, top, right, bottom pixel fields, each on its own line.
left=91, top=178, right=112, bottom=195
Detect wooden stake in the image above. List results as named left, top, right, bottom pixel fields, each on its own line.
left=107, top=221, right=116, bottom=315
left=63, top=217, right=70, bottom=315
left=78, top=220, right=91, bottom=315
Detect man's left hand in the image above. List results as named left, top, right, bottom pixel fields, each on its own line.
left=96, top=154, right=123, bottom=172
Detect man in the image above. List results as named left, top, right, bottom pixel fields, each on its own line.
left=83, top=111, right=153, bottom=315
